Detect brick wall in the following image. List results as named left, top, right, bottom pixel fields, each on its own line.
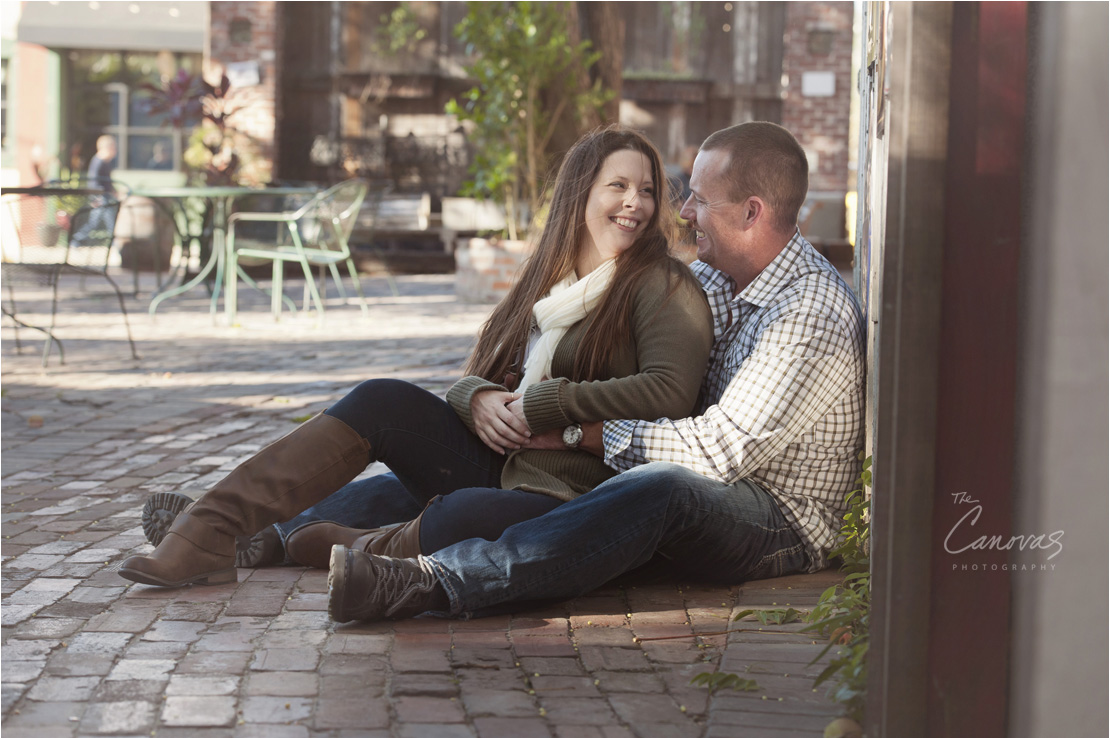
left=781, top=2, right=854, bottom=194
left=208, top=1, right=280, bottom=183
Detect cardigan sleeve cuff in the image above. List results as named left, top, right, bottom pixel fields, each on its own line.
left=522, top=378, right=573, bottom=433
left=446, top=375, right=509, bottom=431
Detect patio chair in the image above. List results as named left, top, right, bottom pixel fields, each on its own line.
left=227, top=179, right=373, bottom=321
left=1, top=186, right=139, bottom=366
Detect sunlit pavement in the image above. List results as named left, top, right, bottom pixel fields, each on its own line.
left=2, top=270, right=843, bottom=737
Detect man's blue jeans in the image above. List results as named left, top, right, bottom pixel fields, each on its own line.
left=424, top=462, right=811, bottom=618
left=71, top=199, right=117, bottom=247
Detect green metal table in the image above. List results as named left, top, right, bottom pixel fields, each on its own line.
left=132, top=185, right=317, bottom=323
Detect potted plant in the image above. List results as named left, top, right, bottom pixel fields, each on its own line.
left=446, top=1, right=611, bottom=301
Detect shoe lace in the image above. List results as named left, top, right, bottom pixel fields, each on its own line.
left=373, top=556, right=437, bottom=617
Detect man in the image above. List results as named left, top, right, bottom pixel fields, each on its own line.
left=72, top=135, right=118, bottom=247
left=326, top=121, right=866, bottom=622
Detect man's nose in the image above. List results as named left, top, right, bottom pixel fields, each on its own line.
left=678, top=194, right=695, bottom=221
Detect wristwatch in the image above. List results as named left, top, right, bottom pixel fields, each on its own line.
left=562, top=423, right=583, bottom=449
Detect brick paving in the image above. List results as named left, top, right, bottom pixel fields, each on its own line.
left=2, top=271, right=845, bottom=737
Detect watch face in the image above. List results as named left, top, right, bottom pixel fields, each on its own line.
left=563, top=424, right=583, bottom=447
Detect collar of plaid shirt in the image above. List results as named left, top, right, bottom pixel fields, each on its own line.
left=697, top=230, right=812, bottom=310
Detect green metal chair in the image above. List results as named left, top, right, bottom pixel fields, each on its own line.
left=226, top=179, right=371, bottom=322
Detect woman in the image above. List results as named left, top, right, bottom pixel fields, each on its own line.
left=119, top=126, right=713, bottom=588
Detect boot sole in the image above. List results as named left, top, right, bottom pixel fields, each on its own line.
left=141, top=492, right=193, bottom=547
left=117, top=564, right=238, bottom=588
left=235, top=527, right=283, bottom=569
left=326, top=545, right=350, bottom=623
left=142, top=491, right=276, bottom=569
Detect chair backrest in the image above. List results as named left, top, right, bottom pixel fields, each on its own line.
left=310, top=180, right=368, bottom=249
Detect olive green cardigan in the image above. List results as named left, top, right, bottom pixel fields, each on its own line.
left=446, top=261, right=713, bottom=502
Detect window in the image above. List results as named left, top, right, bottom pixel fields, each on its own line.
left=1, top=58, right=8, bottom=149
left=66, top=49, right=202, bottom=173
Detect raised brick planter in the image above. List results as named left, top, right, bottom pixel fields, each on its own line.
left=454, top=237, right=533, bottom=304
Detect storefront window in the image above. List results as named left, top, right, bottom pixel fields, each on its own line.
left=2, top=59, right=9, bottom=148
left=66, top=50, right=202, bottom=173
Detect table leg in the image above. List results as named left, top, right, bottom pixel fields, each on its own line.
left=214, top=198, right=240, bottom=326
left=148, top=228, right=220, bottom=317
left=211, top=198, right=227, bottom=323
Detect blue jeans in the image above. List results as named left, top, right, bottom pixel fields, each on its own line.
left=425, top=462, right=811, bottom=618
left=273, top=473, right=561, bottom=555
left=274, top=472, right=423, bottom=546
left=71, top=199, right=117, bottom=247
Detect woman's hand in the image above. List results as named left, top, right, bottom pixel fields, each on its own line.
left=471, top=391, right=531, bottom=455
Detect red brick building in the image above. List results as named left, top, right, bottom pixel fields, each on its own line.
left=203, top=1, right=854, bottom=241
left=782, top=1, right=854, bottom=194
left=9, top=2, right=855, bottom=245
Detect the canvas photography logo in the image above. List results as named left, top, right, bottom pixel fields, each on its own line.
left=943, top=491, right=1064, bottom=571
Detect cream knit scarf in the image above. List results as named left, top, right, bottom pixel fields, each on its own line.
left=517, top=258, right=617, bottom=393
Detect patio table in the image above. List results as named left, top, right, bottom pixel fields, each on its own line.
left=132, top=185, right=318, bottom=322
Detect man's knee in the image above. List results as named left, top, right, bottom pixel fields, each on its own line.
left=620, top=462, right=707, bottom=487
left=595, top=463, right=705, bottom=504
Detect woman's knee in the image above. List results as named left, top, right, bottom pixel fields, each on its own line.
left=327, top=379, right=428, bottom=428
left=339, top=378, right=418, bottom=408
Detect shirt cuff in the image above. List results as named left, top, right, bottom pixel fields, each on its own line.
left=602, top=419, right=638, bottom=471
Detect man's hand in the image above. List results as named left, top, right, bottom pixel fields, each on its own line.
left=522, top=429, right=564, bottom=451
left=578, top=421, right=604, bottom=457
left=470, top=391, right=531, bottom=455
left=507, top=396, right=528, bottom=426
left=522, top=421, right=604, bottom=457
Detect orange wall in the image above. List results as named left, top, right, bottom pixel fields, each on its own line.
left=14, top=42, right=53, bottom=186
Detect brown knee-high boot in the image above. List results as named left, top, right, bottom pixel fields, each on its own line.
left=284, top=509, right=427, bottom=570
left=118, top=413, right=370, bottom=587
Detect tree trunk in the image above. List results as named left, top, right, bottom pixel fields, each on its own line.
left=582, top=2, right=624, bottom=125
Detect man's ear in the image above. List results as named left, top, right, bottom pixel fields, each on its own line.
left=742, top=196, right=767, bottom=230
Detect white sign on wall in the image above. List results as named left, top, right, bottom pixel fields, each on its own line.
left=226, top=61, right=261, bottom=88
left=802, top=71, right=837, bottom=97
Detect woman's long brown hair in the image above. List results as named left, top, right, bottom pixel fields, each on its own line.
left=464, top=125, right=687, bottom=385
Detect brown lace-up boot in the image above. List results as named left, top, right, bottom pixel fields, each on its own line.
left=118, top=413, right=370, bottom=587
left=285, top=507, right=427, bottom=570
left=327, top=547, right=448, bottom=622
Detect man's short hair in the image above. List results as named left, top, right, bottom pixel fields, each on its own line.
left=701, top=122, right=809, bottom=233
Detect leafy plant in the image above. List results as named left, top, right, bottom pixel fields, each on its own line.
left=143, top=70, right=264, bottom=186
left=446, top=1, right=611, bottom=239
left=375, top=4, right=428, bottom=55
left=801, top=456, right=872, bottom=723
left=734, top=607, right=805, bottom=626
left=690, top=672, right=760, bottom=693
left=141, top=68, right=206, bottom=129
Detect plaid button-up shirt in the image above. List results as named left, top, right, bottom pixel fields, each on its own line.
left=603, top=232, right=865, bottom=570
